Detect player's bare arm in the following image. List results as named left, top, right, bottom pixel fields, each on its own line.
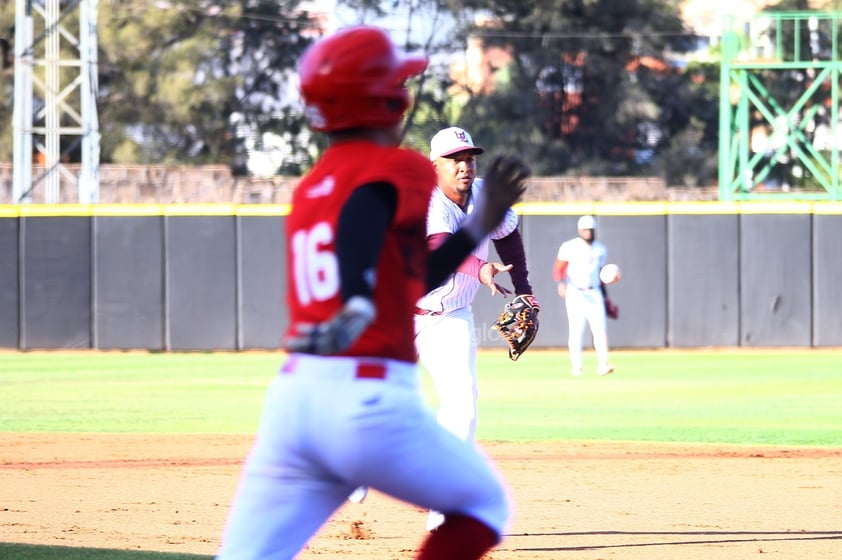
left=492, top=228, right=536, bottom=303
left=479, top=262, right=514, bottom=297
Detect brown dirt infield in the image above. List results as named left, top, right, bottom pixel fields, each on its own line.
left=1, top=434, right=841, bottom=559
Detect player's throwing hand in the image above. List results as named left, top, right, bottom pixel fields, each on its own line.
left=479, top=262, right=514, bottom=297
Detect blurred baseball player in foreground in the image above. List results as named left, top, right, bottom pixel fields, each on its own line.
left=552, top=215, right=614, bottom=376
left=215, top=26, right=531, bottom=560
left=415, top=126, right=539, bottom=531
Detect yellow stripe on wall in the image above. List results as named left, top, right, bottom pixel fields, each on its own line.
left=813, top=202, right=842, bottom=215
left=164, top=204, right=238, bottom=216
left=516, top=200, right=827, bottom=216
left=235, top=204, right=292, bottom=216
left=595, top=202, right=669, bottom=215
left=93, top=204, right=166, bottom=216
left=0, top=206, right=20, bottom=218
left=666, top=201, right=742, bottom=214
left=0, top=201, right=836, bottom=218
left=737, top=201, right=814, bottom=214
left=17, top=204, right=95, bottom=217
left=513, top=202, right=593, bottom=215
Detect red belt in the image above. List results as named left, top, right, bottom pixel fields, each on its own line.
left=356, top=362, right=387, bottom=379
left=281, top=357, right=387, bottom=380
left=415, top=307, right=443, bottom=316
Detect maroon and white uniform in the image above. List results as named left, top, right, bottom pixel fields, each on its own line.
left=415, top=178, right=519, bottom=441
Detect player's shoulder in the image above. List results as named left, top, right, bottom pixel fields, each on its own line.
left=365, top=146, right=435, bottom=223
left=560, top=235, right=578, bottom=248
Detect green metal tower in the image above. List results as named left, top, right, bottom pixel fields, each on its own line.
left=719, top=11, right=842, bottom=201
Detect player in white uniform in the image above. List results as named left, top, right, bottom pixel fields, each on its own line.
left=415, top=127, right=538, bottom=530
left=552, top=215, right=614, bottom=376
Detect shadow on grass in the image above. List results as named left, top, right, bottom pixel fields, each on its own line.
left=505, top=529, right=842, bottom=551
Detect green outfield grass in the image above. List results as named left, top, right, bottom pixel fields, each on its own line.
left=1, top=348, right=841, bottom=559
left=1, top=348, right=840, bottom=446
left=0, top=543, right=207, bottom=560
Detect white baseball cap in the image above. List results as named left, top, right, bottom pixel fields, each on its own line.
left=429, top=127, right=484, bottom=161
left=577, top=215, right=596, bottom=230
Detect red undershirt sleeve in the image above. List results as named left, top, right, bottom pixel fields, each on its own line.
left=552, top=259, right=568, bottom=283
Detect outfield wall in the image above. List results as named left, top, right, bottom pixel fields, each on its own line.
left=1, top=202, right=841, bottom=351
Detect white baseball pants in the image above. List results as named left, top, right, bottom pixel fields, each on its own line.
left=414, top=307, right=478, bottom=442
left=565, top=286, right=610, bottom=371
left=216, top=354, right=508, bottom=560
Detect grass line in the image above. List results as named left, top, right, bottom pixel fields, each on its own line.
left=2, top=349, right=840, bottom=446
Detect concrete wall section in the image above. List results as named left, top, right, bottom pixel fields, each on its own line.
left=2, top=205, right=841, bottom=351
left=603, top=213, right=668, bottom=348
left=20, top=216, right=92, bottom=348
left=739, top=213, right=812, bottom=347
left=0, top=217, right=19, bottom=348
left=521, top=214, right=581, bottom=351
left=93, top=216, right=165, bottom=349
left=812, top=211, right=842, bottom=346
left=165, top=214, right=238, bottom=350
left=237, top=215, right=286, bottom=349
left=668, top=213, right=740, bottom=346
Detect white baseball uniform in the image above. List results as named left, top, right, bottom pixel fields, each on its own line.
left=556, top=236, right=610, bottom=373
left=217, top=355, right=509, bottom=558
left=415, top=178, right=519, bottom=442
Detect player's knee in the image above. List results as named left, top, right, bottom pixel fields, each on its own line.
left=437, top=414, right=475, bottom=441
left=476, top=480, right=510, bottom=536
left=450, top=475, right=509, bottom=537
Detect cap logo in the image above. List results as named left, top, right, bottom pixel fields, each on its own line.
left=429, top=126, right=483, bottom=160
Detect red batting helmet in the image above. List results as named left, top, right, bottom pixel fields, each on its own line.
left=298, top=26, right=428, bottom=133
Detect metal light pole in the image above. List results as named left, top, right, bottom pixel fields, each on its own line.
left=12, top=0, right=100, bottom=204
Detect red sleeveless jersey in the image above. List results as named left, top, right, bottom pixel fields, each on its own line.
left=284, top=141, right=435, bottom=362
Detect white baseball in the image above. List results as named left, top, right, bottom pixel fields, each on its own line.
left=600, top=263, right=621, bottom=284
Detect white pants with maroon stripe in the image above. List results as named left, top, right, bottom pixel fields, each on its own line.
left=414, top=307, right=478, bottom=442
left=216, top=353, right=509, bottom=560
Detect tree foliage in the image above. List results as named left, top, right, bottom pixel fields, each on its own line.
left=98, top=1, right=315, bottom=172
left=448, top=0, right=716, bottom=179
left=1, top=1, right=318, bottom=173
left=0, top=3, right=17, bottom=162
left=0, top=0, right=746, bottom=187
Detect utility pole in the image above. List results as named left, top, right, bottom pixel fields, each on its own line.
left=12, top=0, right=100, bottom=204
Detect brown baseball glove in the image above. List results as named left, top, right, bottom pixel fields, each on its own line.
left=492, top=294, right=540, bottom=361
